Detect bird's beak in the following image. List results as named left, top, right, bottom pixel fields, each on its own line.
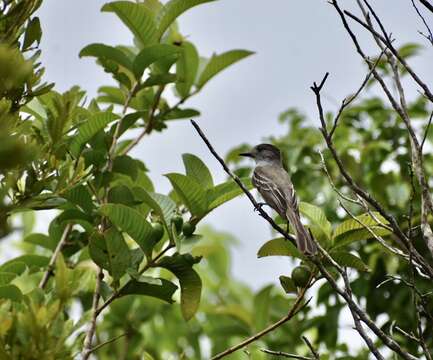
left=239, top=152, right=254, bottom=158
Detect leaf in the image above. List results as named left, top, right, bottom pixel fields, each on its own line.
left=142, top=73, right=177, bottom=88
left=89, top=228, right=131, bottom=280
left=165, top=173, right=208, bottom=216
left=24, top=233, right=56, bottom=251
left=63, top=185, right=94, bottom=213
left=0, top=272, right=17, bottom=286
left=176, top=41, right=199, bottom=97
left=0, top=261, right=26, bottom=275
left=133, top=44, right=180, bottom=77
left=333, top=212, right=391, bottom=248
left=158, top=253, right=202, bottom=320
left=279, top=275, right=297, bottom=294
left=253, top=285, right=272, bottom=331
left=182, top=153, right=213, bottom=189
left=0, top=255, right=49, bottom=270
left=70, top=112, right=119, bottom=157
left=155, top=0, right=217, bottom=40
left=330, top=251, right=370, bottom=272
left=99, top=204, right=155, bottom=254
left=257, top=238, right=302, bottom=259
left=134, top=188, right=176, bottom=227
left=299, top=202, right=332, bottom=242
left=23, top=17, right=42, bottom=49
left=79, top=43, right=133, bottom=71
left=102, top=2, right=157, bottom=46
left=196, top=49, right=254, bottom=89
left=119, top=278, right=177, bottom=303
left=158, top=107, right=200, bottom=121
left=0, top=285, right=22, bottom=302
left=207, top=177, right=252, bottom=211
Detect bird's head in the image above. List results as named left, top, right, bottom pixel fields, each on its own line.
left=239, top=143, right=282, bottom=164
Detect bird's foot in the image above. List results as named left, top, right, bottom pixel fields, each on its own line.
left=254, top=202, right=267, bottom=212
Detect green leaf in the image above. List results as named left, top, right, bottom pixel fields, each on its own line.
left=253, top=285, right=272, bottom=331
left=79, top=43, right=133, bottom=71
left=142, top=73, right=177, bottom=88
left=119, top=278, right=177, bottom=303
left=398, top=43, right=422, bottom=59
left=182, top=153, right=213, bottom=189
left=99, top=204, right=155, bottom=254
left=133, top=44, right=180, bottom=77
left=165, top=173, right=208, bottom=216
left=0, top=272, right=17, bottom=286
left=176, top=41, right=199, bottom=97
left=196, top=49, right=254, bottom=89
left=279, top=275, right=297, bottom=294
left=0, top=261, right=26, bottom=275
left=24, top=233, right=56, bottom=251
left=70, top=112, right=119, bottom=157
left=333, top=212, right=391, bottom=248
left=102, top=2, right=158, bottom=46
left=207, top=177, right=252, bottom=211
left=299, top=202, right=332, bottom=243
left=134, top=188, right=176, bottom=227
left=23, top=17, right=42, bottom=49
left=158, top=253, right=202, bottom=320
left=0, top=255, right=49, bottom=270
left=330, top=251, right=370, bottom=272
left=157, top=107, right=200, bottom=121
left=63, top=185, right=94, bottom=213
left=89, top=228, right=131, bottom=280
left=257, top=238, right=302, bottom=259
left=0, top=285, right=22, bottom=302
left=155, top=0, right=216, bottom=40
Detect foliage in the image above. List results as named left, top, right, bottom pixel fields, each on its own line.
left=0, top=0, right=432, bottom=359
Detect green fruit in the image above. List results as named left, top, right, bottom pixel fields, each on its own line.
left=291, top=266, right=311, bottom=288
left=150, top=223, right=164, bottom=243
left=171, top=215, right=183, bottom=233
left=182, top=222, right=196, bottom=237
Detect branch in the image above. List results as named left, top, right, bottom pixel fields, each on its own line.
left=411, top=0, right=433, bottom=45
left=190, top=119, right=297, bottom=247
left=211, top=287, right=312, bottom=359
left=419, top=0, right=433, bottom=14
left=38, top=223, right=72, bottom=289
left=87, top=332, right=128, bottom=355
left=301, top=336, right=320, bottom=360
left=312, top=251, right=417, bottom=360
left=81, top=268, right=104, bottom=360
left=261, top=349, right=313, bottom=360
left=343, top=6, right=433, bottom=102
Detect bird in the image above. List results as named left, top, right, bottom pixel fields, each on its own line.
left=240, top=143, right=317, bottom=255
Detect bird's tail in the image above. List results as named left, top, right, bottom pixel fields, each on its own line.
left=286, top=211, right=317, bottom=255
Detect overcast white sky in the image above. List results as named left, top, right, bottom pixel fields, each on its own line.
left=33, top=0, right=432, bottom=289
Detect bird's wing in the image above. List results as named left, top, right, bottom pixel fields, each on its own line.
left=253, top=166, right=297, bottom=218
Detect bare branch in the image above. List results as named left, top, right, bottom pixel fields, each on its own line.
left=211, top=289, right=312, bottom=359
left=419, top=0, right=433, bottom=14
left=411, top=0, right=433, bottom=45
left=342, top=5, right=433, bottom=102
left=39, top=223, right=72, bottom=289
left=421, top=110, right=433, bottom=151
left=301, top=336, right=320, bottom=360
left=261, top=349, right=313, bottom=360
left=81, top=268, right=104, bottom=360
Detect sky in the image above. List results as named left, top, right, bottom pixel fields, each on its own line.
left=33, top=0, right=432, bottom=290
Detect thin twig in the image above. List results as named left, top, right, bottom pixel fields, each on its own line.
left=190, top=119, right=298, bottom=247
left=87, top=332, right=128, bottom=355
left=411, top=0, right=433, bottom=45
left=81, top=268, right=104, bottom=360
left=211, top=290, right=312, bottom=359
left=39, top=223, right=72, bottom=289
left=419, top=0, right=433, bottom=14
left=261, top=349, right=312, bottom=360
left=421, top=110, right=433, bottom=151
left=343, top=6, right=433, bottom=102
left=301, top=336, right=320, bottom=360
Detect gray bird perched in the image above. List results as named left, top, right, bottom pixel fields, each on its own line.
left=240, top=144, right=317, bottom=255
